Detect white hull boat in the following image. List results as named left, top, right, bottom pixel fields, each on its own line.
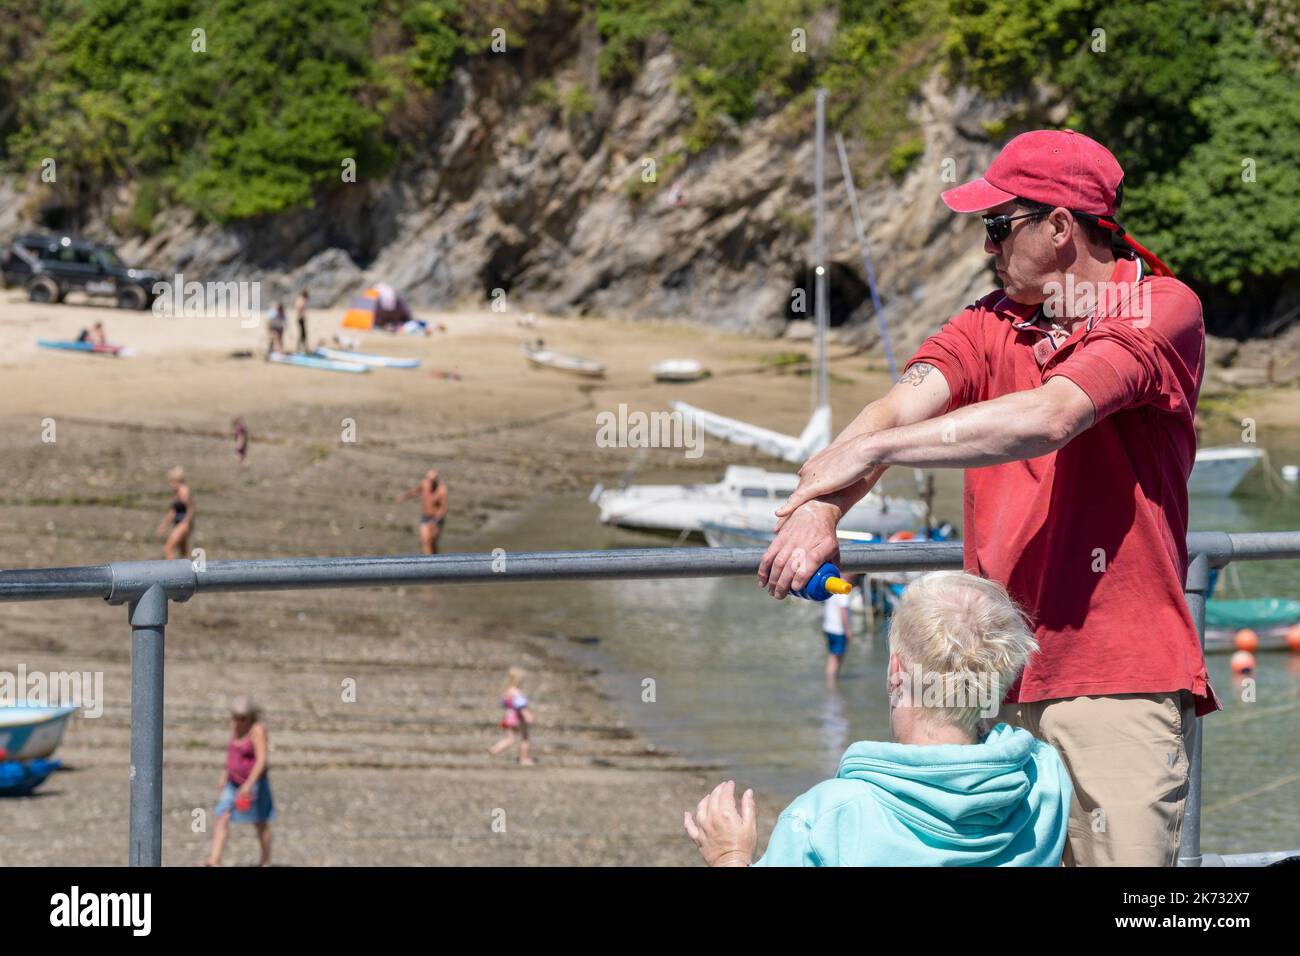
left=596, top=465, right=924, bottom=537
left=523, top=343, right=605, bottom=378
left=0, top=705, right=77, bottom=761
left=1190, top=446, right=1265, bottom=496
left=652, top=359, right=708, bottom=382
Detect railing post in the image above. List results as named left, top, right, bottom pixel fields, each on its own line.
left=128, top=583, right=168, bottom=867
left=1178, top=551, right=1210, bottom=867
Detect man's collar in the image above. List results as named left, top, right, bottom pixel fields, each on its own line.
left=991, top=255, right=1143, bottom=330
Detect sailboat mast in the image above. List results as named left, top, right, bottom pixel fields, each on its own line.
left=814, top=88, right=829, bottom=411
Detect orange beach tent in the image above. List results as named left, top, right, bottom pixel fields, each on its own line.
left=340, top=284, right=413, bottom=331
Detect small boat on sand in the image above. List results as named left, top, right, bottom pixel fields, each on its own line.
left=651, top=358, right=708, bottom=382
left=522, top=342, right=605, bottom=378
left=0, top=705, right=77, bottom=761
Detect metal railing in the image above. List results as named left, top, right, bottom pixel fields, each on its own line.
left=3, top=531, right=1299, bottom=866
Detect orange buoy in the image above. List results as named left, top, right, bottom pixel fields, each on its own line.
left=1230, top=650, right=1256, bottom=675
left=1286, top=624, right=1300, bottom=653
left=888, top=531, right=916, bottom=542
left=1234, top=628, right=1259, bottom=652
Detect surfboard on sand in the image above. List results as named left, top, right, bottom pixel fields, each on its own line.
left=37, top=339, right=130, bottom=356
left=314, top=347, right=420, bottom=369
left=268, top=351, right=370, bottom=374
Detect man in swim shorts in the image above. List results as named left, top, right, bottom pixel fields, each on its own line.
left=395, top=468, right=448, bottom=555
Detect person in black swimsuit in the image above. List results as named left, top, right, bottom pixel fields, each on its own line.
left=157, top=466, right=194, bottom=559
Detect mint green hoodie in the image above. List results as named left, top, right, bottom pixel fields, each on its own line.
left=752, top=723, right=1072, bottom=867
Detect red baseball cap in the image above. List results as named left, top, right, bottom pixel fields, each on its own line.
left=943, top=128, right=1175, bottom=277
left=942, top=129, right=1124, bottom=217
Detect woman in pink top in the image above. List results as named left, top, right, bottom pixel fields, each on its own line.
left=202, top=696, right=275, bottom=866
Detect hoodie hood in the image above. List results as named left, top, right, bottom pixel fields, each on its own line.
left=837, top=722, right=1035, bottom=834
left=753, top=724, right=1072, bottom=867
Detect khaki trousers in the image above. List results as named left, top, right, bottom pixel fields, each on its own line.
left=998, top=692, right=1196, bottom=866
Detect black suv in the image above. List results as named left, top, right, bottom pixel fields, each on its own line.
left=1, top=233, right=163, bottom=309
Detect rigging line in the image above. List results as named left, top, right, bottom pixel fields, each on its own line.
left=835, top=132, right=897, bottom=382
left=1201, top=766, right=1300, bottom=815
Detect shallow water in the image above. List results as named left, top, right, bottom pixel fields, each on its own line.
left=452, top=427, right=1300, bottom=857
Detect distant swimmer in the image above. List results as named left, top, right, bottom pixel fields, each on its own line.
left=232, top=418, right=249, bottom=466
left=158, top=466, right=194, bottom=560
left=395, top=468, right=448, bottom=555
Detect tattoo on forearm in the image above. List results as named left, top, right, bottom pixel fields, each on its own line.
left=900, top=362, right=934, bottom=387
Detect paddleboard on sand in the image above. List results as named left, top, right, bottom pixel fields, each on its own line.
left=315, top=347, right=420, bottom=369
left=37, top=339, right=129, bottom=356
left=268, top=351, right=370, bottom=374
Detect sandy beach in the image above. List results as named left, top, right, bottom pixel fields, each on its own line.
left=0, top=292, right=862, bottom=866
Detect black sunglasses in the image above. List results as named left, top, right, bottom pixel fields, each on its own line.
left=982, top=211, right=1045, bottom=245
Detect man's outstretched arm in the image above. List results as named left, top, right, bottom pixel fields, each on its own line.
left=875, top=375, right=1095, bottom=465
left=759, top=361, right=953, bottom=596
left=778, top=376, right=1096, bottom=517
left=793, top=361, right=954, bottom=520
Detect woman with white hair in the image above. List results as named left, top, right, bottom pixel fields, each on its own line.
left=684, top=571, right=1073, bottom=866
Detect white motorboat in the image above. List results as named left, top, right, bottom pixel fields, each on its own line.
left=1189, top=446, right=1265, bottom=496
left=595, top=465, right=925, bottom=537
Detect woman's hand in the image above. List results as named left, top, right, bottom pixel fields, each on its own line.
left=683, top=780, right=757, bottom=867
left=776, top=434, right=879, bottom=518
left=758, top=499, right=842, bottom=598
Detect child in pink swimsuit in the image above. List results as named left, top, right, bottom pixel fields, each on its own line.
left=488, top=667, right=534, bottom=765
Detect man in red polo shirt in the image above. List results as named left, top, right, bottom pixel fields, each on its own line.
left=758, top=129, right=1218, bottom=866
